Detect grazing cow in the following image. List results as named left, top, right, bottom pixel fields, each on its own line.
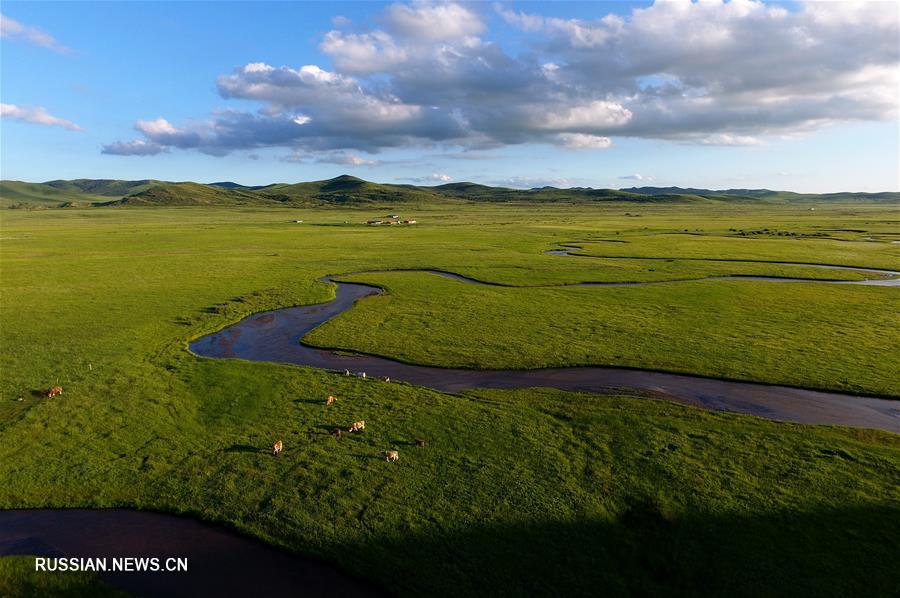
left=344, top=369, right=351, bottom=376
left=45, top=386, right=63, bottom=398
left=381, top=376, right=390, bottom=383
left=415, top=438, right=427, bottom=448
left=348, top=420, right=366, bottom=433
left=357, top=372, right=367, bottom=379
left=273, top=440, right=283, bottom=455
left=383, top=450, right=399, bottom=462
left=331, top=428, right=342, bottom=438
left=326, top=395, right=337, bottom=406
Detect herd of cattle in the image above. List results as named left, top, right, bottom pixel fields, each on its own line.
left=44, top=373, right=417, bottom=464
left=270, top=371, right=424, bottom=463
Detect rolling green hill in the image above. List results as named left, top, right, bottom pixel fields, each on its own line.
left=95, top=182, right=274, bottom=207
left=432, top=183, right=710, bottom=203
left=0, top=179, right=162, bottom=208
left=2, top=176, right=897, bottom=208
left=254, top=174, right=444, bottom=205
left=0, top=181, right=107, bottom=208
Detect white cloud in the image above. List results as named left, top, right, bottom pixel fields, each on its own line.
left=106, top=1, right=899, bottom=157
left=403, top=172, right=453, bottom=183
left=534, top=101, right=632, bottom=131
left=494, top=4, right=544, bottom=32
left=698, top=134, right=762, bottom=146
left=0, top=13, right=71, bottom=53
left=556, top=133, right=613, bottom=150
left=136, top=118, right=180, bottom=136
left=382, top=2, right=484, bottom=40
left=619, top=173, right=654, bottom=182
left=1, top=103, right=82, bottom=131
left=320, top=30, right=408, bottom=74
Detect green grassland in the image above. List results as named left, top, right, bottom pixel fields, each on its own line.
left=1, top=202, right=899, bottom=595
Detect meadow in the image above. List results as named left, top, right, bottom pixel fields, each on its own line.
left=1, top=202, right=898, bottom=595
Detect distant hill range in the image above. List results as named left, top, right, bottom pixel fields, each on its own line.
left=2, top=175, right=897, bottom=208
left=620, top=186, right=900, bottom=203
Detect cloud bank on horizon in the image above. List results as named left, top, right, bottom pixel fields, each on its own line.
left=97, top=0, right=898, bottom=160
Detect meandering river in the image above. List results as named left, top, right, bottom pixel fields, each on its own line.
left=190, top=258, right=900, bottom=433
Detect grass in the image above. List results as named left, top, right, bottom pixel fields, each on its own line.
left=568, top=233, right=900, bottom=271
left=1, top=202, right=898, bottom=595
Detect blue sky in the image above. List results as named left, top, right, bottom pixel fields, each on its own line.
left=1, top=1, right=897, bottom=192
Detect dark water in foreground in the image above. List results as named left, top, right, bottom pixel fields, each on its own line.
left=0, top=509, right=382, bottom=597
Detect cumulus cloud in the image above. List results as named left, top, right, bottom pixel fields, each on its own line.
left=0, top=13, right=72, bottom=53
left=405, top=172, right=453, bottom=183
left=556, top=133, right=613, bottom=149
left=101, top=139, right=167, bottom=156
left=1, top=103, right=82, bottom=131
left=619, top=173, right=654, bottom=182
left=381, top=2, right=484, bottom=40
left=105, top=1, right=899, bottom=157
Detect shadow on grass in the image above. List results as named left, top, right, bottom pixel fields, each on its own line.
left=1, top=503, right=896, bottom=597
left=328, top=502, right=900, bottom=598
left=389, top=438, right=421, bottom=447
left=314, top=424, right=346, bottom=434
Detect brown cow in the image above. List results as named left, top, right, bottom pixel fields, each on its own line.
left=348, top=420, right=366, bottom=433
left=383, top=450, right=399, bottom=462
left=326, top=395, right=337, bottom=406
left=331, top=428, right=342, bottom=438
left=45, top=386, right=63, bottom=398
left=415, top=438, right=427, bottom=448
left=273, top=440, right=283, bottom=455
